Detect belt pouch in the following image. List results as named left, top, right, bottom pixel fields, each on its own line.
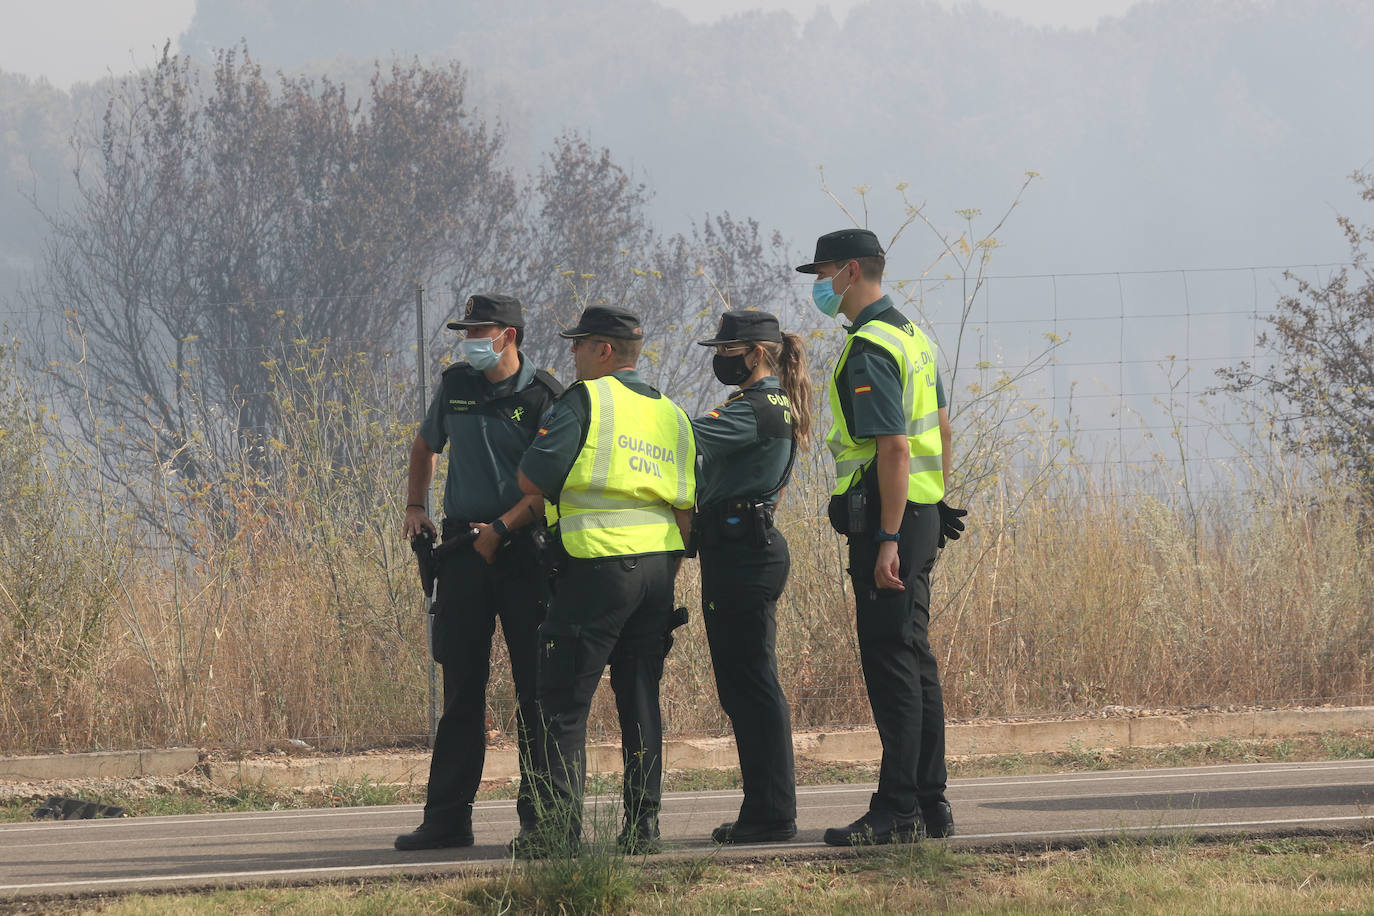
left=718, top=498, right=753, bottom=542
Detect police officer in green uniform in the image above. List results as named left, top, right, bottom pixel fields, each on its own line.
left=396, top=293, right=564, bottom=851
left=515, top=306, right=696, bottom=856
left=798, top=230, right=967, bottom=845
left=691, top=310, right=814, bottom=845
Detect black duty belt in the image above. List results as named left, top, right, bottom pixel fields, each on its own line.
left=441, top=518, right=483, bottom=542
left=695, top=498, right=775, bottom=548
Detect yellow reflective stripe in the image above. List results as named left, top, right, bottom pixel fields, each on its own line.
left=835, top=456, right=871, bottom=479
left=857, top=323, right=916, bottom=380
left=588, top=378, right=616, bottom=493
left=837, top=447, right=940, bottom=479
left=909, top=408, right=940, bottom=437
left=911, top=454, right=944, bottom=474
left=673, top=407, right=692, bottom=508
left=827, top=431, right=847, bottom=460
left=558, top=504, right=676, bottom=533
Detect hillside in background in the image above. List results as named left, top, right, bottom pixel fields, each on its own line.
left=3, top=0, right=1373, bottom=320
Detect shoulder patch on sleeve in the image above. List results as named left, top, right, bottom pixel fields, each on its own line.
left=854, top=384, right=872, bottom=394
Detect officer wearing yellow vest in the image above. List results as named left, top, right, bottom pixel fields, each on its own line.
left=515, top=306, right=696, bottom=856
left=798, top=228, right=967, bottom=846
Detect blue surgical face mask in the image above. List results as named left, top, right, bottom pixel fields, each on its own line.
left=460, top=334, right=504, bottom=370
left=811, top=265, right=852, bottom=318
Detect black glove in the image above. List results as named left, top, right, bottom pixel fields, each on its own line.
left=937, top=500, right=967, bottom=549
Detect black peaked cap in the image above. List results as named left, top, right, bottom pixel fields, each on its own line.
left=696, top=310, right=783, bottom=346
left=795, top=228, right=885, bottom=274
left=447, top=292, right=524, bottom=329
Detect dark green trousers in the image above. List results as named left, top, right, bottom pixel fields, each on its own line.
left=533, top=552, right=675, bottom=836
left=847, top=502, right=948, bottom=816
left=700, top=530, right=796, bottom=823
left=426, top=528, right=547, bottom=829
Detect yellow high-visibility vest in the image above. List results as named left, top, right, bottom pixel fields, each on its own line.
left=825, top=315, right=945, bottom=504
left=558, top=375, right=696, bottom=558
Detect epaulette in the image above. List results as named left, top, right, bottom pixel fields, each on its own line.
left=712, top=390, right=748, bottom=412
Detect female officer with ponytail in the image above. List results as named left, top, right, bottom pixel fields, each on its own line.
left=691, top=310, right=813, bottom=845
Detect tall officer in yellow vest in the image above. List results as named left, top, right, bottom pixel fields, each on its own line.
left=798, top=229, right=968, bottom=845
left=515, top=306, right=696, bottom=856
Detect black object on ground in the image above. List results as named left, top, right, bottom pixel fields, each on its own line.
left=32, top=795, right=127, bottom=820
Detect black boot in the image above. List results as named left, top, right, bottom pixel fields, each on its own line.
left=394, top=805, right=475, bottom=850
left=823, top=807, right=920, bottom=846
left=508, top=821, right=581, bottom=859
left=921, top=800, right=956, bottom=838
left=616, top=814, right=661, bottom=855
left=711, top=819, right=797, bottom=845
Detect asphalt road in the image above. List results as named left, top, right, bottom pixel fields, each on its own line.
left=2, top=759, right=1372, bottom=898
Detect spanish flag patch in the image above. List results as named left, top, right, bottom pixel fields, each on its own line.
left=707, top=410, right=720, bottom=418
left=537, top=426, right=549, bottom=436
left=854, top=385, right=872, bottom=394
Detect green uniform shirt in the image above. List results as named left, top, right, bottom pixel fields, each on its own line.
left=519, top=368, right=661, bottom=502
left=418, top=355, right=555, bottom=522
left=837, top=295, right=946, bottom=439
left=691, top=376, right=794, bottom=508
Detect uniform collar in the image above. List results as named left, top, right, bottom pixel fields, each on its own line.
left=473, top=352, right=532, bottom=394
left=610, top=368, right=645, bottom=386
left=511, top=353, right=535, bottom=389
left=845, top=295, right=895, bottom=335
left=742, top=375, right=780, bottom=390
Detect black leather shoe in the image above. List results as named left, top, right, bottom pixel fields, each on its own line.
left=394, top=821, right=474, bottom=851
left=823, top=808, right=921, bottom=846
left=711, top=819, right=798, bottom=844
left=921, top=801, right=955, bottom=838
left=616, top=816, right=661, bottom=855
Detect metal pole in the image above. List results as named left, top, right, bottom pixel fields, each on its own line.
left=416, top=284, right=440, bottom=746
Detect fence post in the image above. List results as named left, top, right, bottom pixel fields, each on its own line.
left=415, top=284, right=440, bottom=746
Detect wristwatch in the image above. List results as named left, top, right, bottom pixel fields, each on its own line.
left=491, top=518, right=509, bottom=538
left=874, top=527, right=900, bottom=543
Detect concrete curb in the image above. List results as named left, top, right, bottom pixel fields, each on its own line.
left=4, top=707, right=1372, bottom=789
left=0, top=748, right=200, bottom=782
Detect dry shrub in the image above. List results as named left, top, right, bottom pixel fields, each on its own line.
left=3, top=335, right=1373, bottom=754
left=0, top=341, right=121, bottom=753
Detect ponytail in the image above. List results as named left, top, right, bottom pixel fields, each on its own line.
left=759, top=333, right=813, bottom=451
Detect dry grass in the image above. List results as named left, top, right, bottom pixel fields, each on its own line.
left=2, top=339, right=1372, bottom=756
left=24, top=835, right=1374, bottom=915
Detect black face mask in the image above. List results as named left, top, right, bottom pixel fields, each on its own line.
left=712, top=352, right=752, bottom=386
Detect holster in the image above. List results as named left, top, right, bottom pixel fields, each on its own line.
left=408, top=520, right=479, bottom=605
left=410, top=529, right=439, bottom=599
left=663, top=605, right=689, bottom=657
left=827, top=463, right=879, bottom=537
left=532, top=520, right=566, bottom=587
